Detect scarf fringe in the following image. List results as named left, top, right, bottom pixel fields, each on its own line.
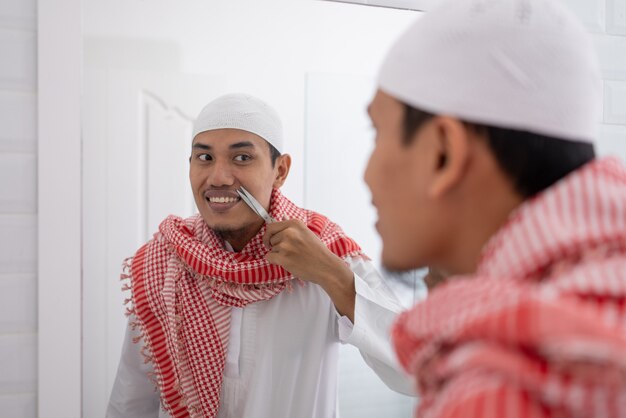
left=188, top=268, right=297, bottom=293
left=120, top=257, right=172, bottom=413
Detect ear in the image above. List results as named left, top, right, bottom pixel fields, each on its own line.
left=428, top=117, right=471, bottom=199
left=272, top=154, right=291, bottom=188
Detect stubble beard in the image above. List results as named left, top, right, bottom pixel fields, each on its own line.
left=211, top=220, right=264, bottom=250
left=213, top=226, right=249, bottom=242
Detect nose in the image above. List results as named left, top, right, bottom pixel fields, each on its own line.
left=208, top=159, right=236, bottom=187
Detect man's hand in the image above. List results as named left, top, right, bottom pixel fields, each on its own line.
left=263, top=219, right=356, bottom=321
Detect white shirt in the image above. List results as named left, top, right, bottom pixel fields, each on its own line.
left=106, top=256, right=416, bottom=418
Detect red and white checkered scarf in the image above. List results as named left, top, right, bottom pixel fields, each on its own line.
left=393, top=157, right=626, bottom=418
left=122, top=189, right=363, bottom=418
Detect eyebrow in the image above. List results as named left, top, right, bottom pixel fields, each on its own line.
left=192, top=141, right=256, bottom=151
left=229, top=141, right=255, bottom=149
left=192, top=143, right=210, bottom=150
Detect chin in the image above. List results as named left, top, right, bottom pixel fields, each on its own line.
left=381, top=250, right=423, bottom=272
left=197, top=209, right=233, bottom=225
left=203, top=215, right=260, bottom=235
left=197, top=215, right=230, bottom=230
left=203, top=219, right=243, bottom=233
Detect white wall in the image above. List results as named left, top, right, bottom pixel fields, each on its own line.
left=0, top=0, right=38, bottom=417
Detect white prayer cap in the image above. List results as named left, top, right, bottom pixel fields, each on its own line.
left=378, top=0, right=602, bottom=143
left=193, top=93, right=284, bottom=152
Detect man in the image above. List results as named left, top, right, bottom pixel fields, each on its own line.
left=365, top=0, right=626, bottom=417
left=107, top=93, right=413, bottom=418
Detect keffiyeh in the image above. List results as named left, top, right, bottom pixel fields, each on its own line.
left=123, top=189, right=363, bottom=417
left=393, top=158, right=626, bottom=418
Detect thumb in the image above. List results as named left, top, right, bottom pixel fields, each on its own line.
left=265, top=250, right=280, bottom=266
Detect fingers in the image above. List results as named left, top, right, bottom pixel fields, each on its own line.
left=264, top=250, right=281, bottom=269
left=263, top=219, right=304, bottom=248
left=269, top=233, right=282, bottom=247
left=264, top=250, right=277, bottom=264
left=262, top=220, right=289, bottom=247
left=264, top=242, right=289, bottom=265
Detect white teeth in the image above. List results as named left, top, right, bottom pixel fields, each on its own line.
left=208, top=196, right=238, bottom=204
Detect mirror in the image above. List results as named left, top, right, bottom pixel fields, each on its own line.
left=82, top=0, right=423, bottom=416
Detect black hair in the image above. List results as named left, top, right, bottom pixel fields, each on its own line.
left=402, top=104, right=595, bottom=198
left=268, top=142, right=281, bottom=167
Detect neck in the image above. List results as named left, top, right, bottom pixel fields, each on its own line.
left=438, top=169, right=524, bottom=276
left=215, top=221, right=264, bottom=252
left=444, top=206, right=519, bottom=275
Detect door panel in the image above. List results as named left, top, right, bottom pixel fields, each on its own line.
left=82, top=68, right=224, bottom=415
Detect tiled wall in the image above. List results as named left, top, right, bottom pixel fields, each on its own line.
left=0, top=0, right=37, bottom=417
left=566, top=0, right=626, bottom=158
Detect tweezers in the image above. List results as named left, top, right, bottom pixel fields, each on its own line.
left=237, top=186, right=276, bottom=224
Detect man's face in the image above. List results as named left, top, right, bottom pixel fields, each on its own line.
left=190, top=128, right=288, bottom=242
left=364, top=90, right=443, bottom=271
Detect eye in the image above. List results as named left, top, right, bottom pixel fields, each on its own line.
left=198, top=154, right=212, bottom=162
left=234, top=154, right=252, bottom=162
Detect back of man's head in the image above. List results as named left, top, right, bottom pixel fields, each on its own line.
left=379, top=0, right=602, bottom=197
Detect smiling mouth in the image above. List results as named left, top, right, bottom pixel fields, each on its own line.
left=202, top=191, right=242, bottom=212
left=206, top=196, right=241, bottom=204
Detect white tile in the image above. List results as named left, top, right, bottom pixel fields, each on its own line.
left=564, top=0, right=605, bottom=32
left=0, top=154, right=36, bottom=213
left=593, top=34, right=626, bottom=81
left=598, top=79, right=606, bottom=123
left=0, top=215, right=36, bottom=275
left=0, top=0, right=35, bottom=31
left=607, top=0, right=626, bottom=35
left=0, top=393, right=36, bottom=418
left=0, top=0, right=35, bottom=19
left=597, top=123, right=626, bottom=160
left=0, top=91, right=36, bottom=153
left=0, top=275, right=36, bottom=334
left=0, top=28, right=36, bottom=91
left=0, top=334, right=36, bottom=393
left=604, top=81, right=626, bottom=124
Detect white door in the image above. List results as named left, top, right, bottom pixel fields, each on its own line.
left=82, top=68, right=225, bottom=415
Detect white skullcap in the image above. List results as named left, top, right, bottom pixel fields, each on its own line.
left=192, top=93, right=284, bottom=152
left=378, top=0, right=602, bottom=143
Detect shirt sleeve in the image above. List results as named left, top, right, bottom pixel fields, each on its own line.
left=106, top=317, right=161, bottom=418
left=337, top=256, right=422, bottom=396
